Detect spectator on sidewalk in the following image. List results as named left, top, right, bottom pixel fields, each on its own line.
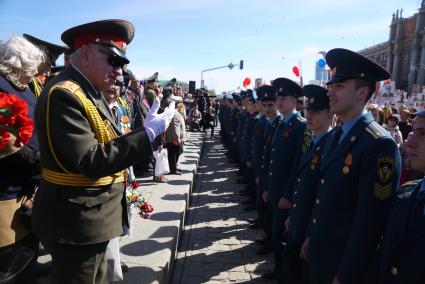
left=164, top=88, right=186, bottom=175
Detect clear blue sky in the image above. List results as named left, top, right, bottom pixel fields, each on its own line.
left=0, top=0, right=420, bottom=93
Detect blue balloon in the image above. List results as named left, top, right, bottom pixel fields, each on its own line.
left=318, top=58, right=326, bottom=68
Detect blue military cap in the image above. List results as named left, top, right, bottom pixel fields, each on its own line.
left=246, top=89, right=255, bottom=102
left=303, top=84, right=330, bottom=110
left=326, top=48, right=391, bottom=84
left=415, top=109, right=425, bottom=117
left=256, top=85, right=276, bottom=101
left=272, top=77, right=303, bottom=97
left=232, top=92, right=241, bottom=103
left=240, top=90, right=248, bottom=98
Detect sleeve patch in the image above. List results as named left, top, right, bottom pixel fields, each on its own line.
left=373, top=183, right=392, bottom=200
left=377, top=156, right=394, bottom=183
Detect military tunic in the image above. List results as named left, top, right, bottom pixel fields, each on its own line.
left=32, top=65, right=152, bottom=245
left=378, top=179, right=425, bottom=284
left=308, top=112, right=401, bottom=284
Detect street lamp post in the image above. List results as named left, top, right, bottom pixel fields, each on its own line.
left=200, top=61, right=242, bottom=89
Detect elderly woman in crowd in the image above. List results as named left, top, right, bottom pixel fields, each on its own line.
left=0, top=35, right=46, bottom=283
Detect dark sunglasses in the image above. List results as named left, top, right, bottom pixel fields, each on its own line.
left=97, top=47, right=125, bottom=69
left=263, top=103, right=275, bottom=107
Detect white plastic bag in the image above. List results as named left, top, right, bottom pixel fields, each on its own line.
left=153, top=149, right=170, bottom=176
left=105, top=237, right=123, bottom=281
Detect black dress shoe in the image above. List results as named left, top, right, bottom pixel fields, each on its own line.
left=261, top=271, right=278, bottom=280
left=249, top=221, right=263, bottom=229
left=256, top=245, right=273, bottom=255
left=121, top=261, right=129, bottom=273
left=247, top=218, right=258, bottom=224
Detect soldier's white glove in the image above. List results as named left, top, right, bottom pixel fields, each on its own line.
left=144, top=99, right=175, bottom=141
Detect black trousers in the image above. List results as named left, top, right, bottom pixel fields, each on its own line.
left=42, top=240, right=109, bottom=284
left=166, top=143, right=182, bottom=173
left=279, top=236, right=309, bottom=284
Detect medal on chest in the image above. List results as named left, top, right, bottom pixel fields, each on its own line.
left=343, top=153, right=352, bottom=174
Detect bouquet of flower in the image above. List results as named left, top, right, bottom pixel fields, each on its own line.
left=126, top=181, right=154, bottom=219
left=0, top=92, right=33, bottom=151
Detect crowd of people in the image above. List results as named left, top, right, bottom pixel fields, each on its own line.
left=0, top=17, right=424, bottom=284
left=219, top=48, right=424, bottom=284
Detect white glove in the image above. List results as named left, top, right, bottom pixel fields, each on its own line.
left=144, top=99, right=175, bottom=141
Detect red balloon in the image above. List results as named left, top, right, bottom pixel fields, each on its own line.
left=243, top=77, right=251, bottom=87
left=292, top=66, right=300, bottom=77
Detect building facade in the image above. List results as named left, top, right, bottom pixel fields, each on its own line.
left=359, top=1, right=425, bottom=94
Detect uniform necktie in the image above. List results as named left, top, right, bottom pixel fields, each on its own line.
left=332, top=125, right=343, bottom=149
left=111, top=106, right=118, bottom=123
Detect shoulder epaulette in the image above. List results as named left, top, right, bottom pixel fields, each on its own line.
left=396, top=179, right=422, bottom=198
left=54, top=80, right=81, bottom=94
left=400, top=179, right=422, bottom=188
left=365, top=122, right=387, bottom=139
left=296, top=115, right=306, bottom=123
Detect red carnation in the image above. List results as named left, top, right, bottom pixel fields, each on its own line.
left=0, top=92, right=33, bottom=151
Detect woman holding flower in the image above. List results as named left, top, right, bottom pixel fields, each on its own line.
left=0, top=35, right=46, bottom=283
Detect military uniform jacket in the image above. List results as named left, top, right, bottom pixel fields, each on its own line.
left=288, top=132, right=329, bottom=244
left=240, top=112, right=255, bottom=164
left=238, top=110, right=248, bottom=160
left=250, top=115, right=267, bottom=177
left=308, top=112, right=401, bottom=284
left=379, top=179, right=425, bottom=284
left=260, top=115, right=282, bottom=191
left=267, top=113, right=308, bottom=205
left=32, top=65, right=152, bottom=245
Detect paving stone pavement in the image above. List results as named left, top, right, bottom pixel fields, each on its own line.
left=172, top=134, right=275, bottom=284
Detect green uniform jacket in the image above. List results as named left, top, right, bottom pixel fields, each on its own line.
left=31, top=65, right=152, bottom=245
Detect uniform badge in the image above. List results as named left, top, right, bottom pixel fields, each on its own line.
left=309, top=98, right=314, bottom=104
left=373, top=183, right=392, bottom=200
left=343, top=153, right=352, bottom=174
left=377, top=157, right=394, bottom=183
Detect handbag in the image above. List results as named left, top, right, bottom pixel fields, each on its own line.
left=153, top=149, right=170, bottom=176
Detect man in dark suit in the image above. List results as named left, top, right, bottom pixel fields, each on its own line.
left=378, top=110, right=425, bottom=284
left=262, top=78, right=309, bottom=279
left=305, top=48, right=401, bottom=284
left=280, top=85, right=332, bottom=284
left=31, top=19, right=174, bottom=284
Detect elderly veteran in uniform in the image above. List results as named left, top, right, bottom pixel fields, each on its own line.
left=280, top=85, right=332, bottom=284
left=261, top=77, right=309, bottom=280
left=377, top=109, right=425, bottom=284
left=31, top=19, right=174, bottom=284
left=144, top=71, right=159, bottom=107
left=303, top=48, right=401, bottom=284
left=23, top=34, right=68, bottom=98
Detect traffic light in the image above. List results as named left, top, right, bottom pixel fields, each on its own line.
left=240, top=60, right=244, bottom=70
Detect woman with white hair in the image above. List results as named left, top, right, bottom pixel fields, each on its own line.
left=0, top=35, right=46, bottom=284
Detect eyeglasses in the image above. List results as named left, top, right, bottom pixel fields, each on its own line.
left=96, top=47, right=125, bottom=69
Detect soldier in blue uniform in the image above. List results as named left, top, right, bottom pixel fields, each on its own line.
left=279, top=85, right=333, bottom=284
left=262, top=78, right=309, bottom=279
left=256, top=85, right=281, bottom=256
left=240, top=90, right=259, bottom=210
left=246, top=90, right=268, bottom=228
left=304, top=48, right=401, bottom=284
left=378, top=110, right=425, bottom=284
